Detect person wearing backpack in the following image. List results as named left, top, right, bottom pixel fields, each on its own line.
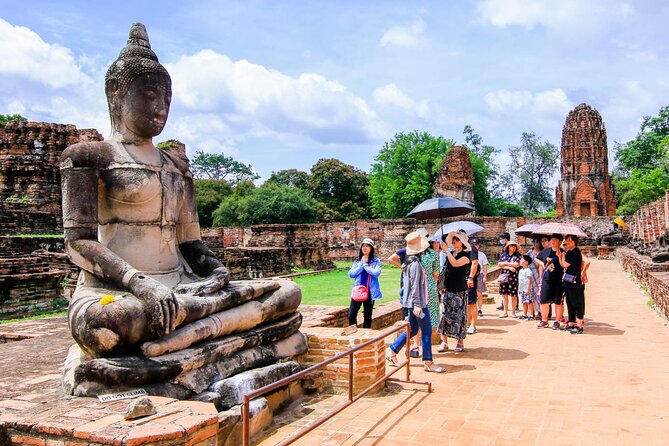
left=347, top=238, right=382, bottom=328
left=387, top=232, right=444, bottom=373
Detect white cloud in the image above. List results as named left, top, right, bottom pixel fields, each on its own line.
left=485, top=88, right=571, bottom=115
left=372, top=83, right=432, bottom=120
left=165, top=50, right=387, bottom=146
left=476, top=0, right=635, bottom=32
left=379, top=19, right=427, bottom=48
left=0, top=18, right=91, bottom=89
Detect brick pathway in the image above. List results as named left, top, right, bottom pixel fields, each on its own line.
left=257, top=258, right=669, bottom=445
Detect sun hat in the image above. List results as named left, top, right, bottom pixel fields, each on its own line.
left=445, top=231, right=471, bottom=252
left=405, top=231, right=429, bottom=255
left=361, top=238, right=375, bottom=249
left=416, top=227, right=429, bottom=238
left=503, top=240, right=521, bottom=253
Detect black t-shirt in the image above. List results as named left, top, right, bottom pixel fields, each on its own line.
left=445, top=250, right=470, bottom=293
left=536, top=247, right=563, bottom=285
left=564, top=247, right=583, bottom=282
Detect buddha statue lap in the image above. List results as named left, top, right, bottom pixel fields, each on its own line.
left=60, top=23, right=305, bottom=400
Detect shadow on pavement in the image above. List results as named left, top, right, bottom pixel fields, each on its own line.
left=583, top=321, right=626, bottom=336
left=475, top=328, right=508, bottom=334
left=476, top=318, right=520, bottom=327
left=460, top=346, right=529, bottom=361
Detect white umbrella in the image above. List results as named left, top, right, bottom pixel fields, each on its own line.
left=432, top=221, right=484, bottom=241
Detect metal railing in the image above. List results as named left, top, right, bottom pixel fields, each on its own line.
left=241, top=322, right=432, bottom=445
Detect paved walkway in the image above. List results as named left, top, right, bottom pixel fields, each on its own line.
left=258, top=258, right=669, bottom=445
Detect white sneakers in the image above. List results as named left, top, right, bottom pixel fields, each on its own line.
left=466, top=325, right=476, bottom=335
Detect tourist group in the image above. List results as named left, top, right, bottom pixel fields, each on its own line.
left=346, top=226, right=590, bottom=373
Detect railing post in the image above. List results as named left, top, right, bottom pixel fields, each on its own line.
left=348, top=352, right=354, bottom=401
left=405, top=323, right=411, bottom=382
left=242, top=395, right=250, bottom=446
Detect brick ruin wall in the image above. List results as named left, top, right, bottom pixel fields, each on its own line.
left=212, top=216, right=616, bottom=261
left=626, top=189, right=669, bottom=245
left=0, top=121, right=102, bottom=235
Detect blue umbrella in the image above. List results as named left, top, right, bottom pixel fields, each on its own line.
left=432, top=221, right=484, bottom=241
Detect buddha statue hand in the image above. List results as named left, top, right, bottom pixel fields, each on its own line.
left=128, top=273, right=183, bottom=336
left=174, top=266, right=230, bottom=296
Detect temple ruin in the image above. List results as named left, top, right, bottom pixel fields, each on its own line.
left=555, top=103, right=616, bottom=217
left=432, top=145, right=475, bottom=208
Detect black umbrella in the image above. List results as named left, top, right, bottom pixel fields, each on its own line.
left=406, top=197, right=475, bottom=227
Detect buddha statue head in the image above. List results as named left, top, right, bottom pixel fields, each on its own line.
left=105, top=23, right=172, bottom=139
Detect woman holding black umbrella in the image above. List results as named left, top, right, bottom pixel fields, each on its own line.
left=438, top=231, right=472, bottom=352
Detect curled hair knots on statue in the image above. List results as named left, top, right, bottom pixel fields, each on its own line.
left=105, top=23, right=171, bottom=101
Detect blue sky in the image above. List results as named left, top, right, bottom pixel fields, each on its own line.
left=1, top=1, right=668, bottom=182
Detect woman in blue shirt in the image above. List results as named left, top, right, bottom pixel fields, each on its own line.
left=348, top=238, right=382, bottom=328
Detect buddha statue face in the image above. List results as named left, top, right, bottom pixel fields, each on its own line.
left=111, top=72, right=172, bottom=139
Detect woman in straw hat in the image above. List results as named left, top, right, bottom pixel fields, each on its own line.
left=498, top=240, right=522, bottom=318
left=437, top=231, right=472, bottom=352
left=347, top=238, right=382, bottom=328
left=387, top=231, right=444, bottom=373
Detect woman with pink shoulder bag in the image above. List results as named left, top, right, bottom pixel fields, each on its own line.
left=348, top=238, right=382, bottom=328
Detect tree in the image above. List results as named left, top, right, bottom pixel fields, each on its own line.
left=369, top=131, right=453, bottom=219
left=614, top=133, right=669, bottom=215
left=266, top=169, right=310, bottom=190
left=463, top=126, right=499, bottom=216
left=211, top=181, right=256, bottom=227
left=212, top=184, right=318, bottom=226
left=193, top=179, right=232, bottom=227
left=615, top=105, right=669, bottom=174
left=503, top=133, right=559, bottom=214
left=309, top=158, right=370, bottom=222
left=0, top=114, right=27, bottom=125
left=190, top=151, right=259, bottom=184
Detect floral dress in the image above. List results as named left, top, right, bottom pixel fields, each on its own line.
left=499, top=252, right=522, bottom=296
left=420, top=248, right=440, bottom=329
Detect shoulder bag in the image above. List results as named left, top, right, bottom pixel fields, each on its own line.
left=352, top=271, right=371, bottom=302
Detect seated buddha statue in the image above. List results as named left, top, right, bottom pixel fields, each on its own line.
left=60, top=23, right=301, bottom=362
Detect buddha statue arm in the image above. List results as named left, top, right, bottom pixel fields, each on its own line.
left=172, top=164, right=230, bottom=292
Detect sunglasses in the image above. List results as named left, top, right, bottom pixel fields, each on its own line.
left=452, top=238, right=461, bottom=243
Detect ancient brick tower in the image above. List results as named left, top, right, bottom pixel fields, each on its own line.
left=555, top=103, right=616, bottom=217
left=433, top=145, right=475, bottom=208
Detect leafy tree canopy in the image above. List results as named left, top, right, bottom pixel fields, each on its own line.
left=0, top=113, right=27, bottom=125
left=266, top=169, right=310, bottom=190
left=369, top=131, right=453, bottom=219
left=309, top=158, right=370, bottom=222
left=463, top=125, right=499, bottom=216
left=613, top=106, right=669, bottom=215
left=615, top=105, right=669, bottom=174
left=193, top=179, right=232, bottom=228
left=501, top=132, right=559, bottom=214
left=191, top=151, right=259, bottom=185
left=212, top=184, right=318, bottom=227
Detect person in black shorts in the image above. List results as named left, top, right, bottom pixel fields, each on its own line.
left=466, top=235, right=479, bottom=334
left=535, top=233, right=565, bottom=329
left=559, top=234, right=585, bottom=334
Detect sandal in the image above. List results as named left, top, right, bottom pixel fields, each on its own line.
left=454, top=343, right=464, bottom=352
left=424, top=362, right=445, bottom=373
left=437, top=342, right=448, bottom=353
left=386, top=352, right=399, bottom=367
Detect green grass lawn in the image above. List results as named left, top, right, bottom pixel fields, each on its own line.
left=294, top=265, right=401, bottom=306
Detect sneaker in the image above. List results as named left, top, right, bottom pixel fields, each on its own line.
left=499, top=313, right=508, bottom=318
left=478, top=309, right=483, bottom=317
left=560, top=324, right=572, bottom=331
left=537, top=321, right=549, bottom=328
left=570, top=327, right=584, bottom=335
left=496, top=304, right=504, bottom=311
left=552, top=321, right=560, bottom=330
left=467, top=326, right=476, bottom=335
